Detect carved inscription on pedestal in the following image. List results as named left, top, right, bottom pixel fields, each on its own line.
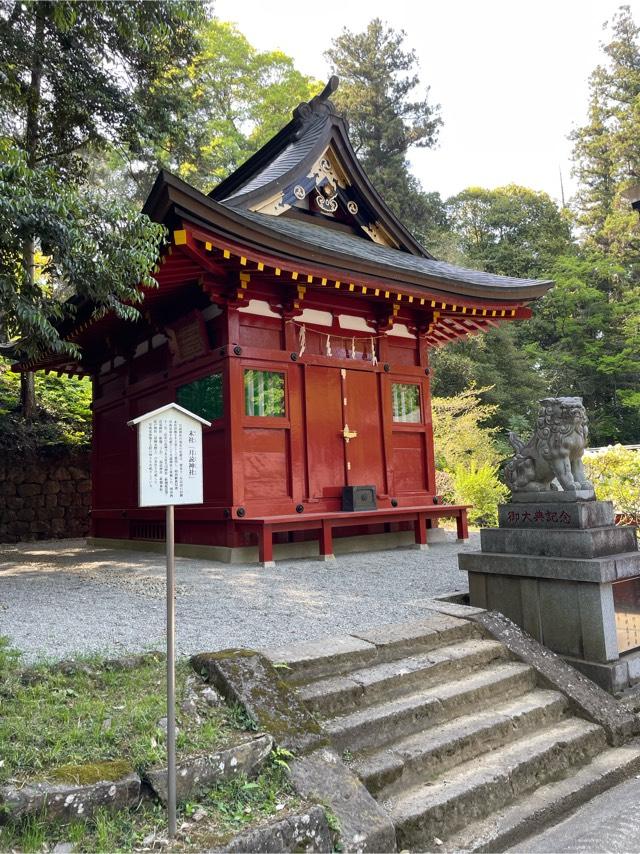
left=613, top=577, right=640, bottom=653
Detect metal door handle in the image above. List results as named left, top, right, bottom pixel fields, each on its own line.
left=342, top=424, right=358, bottom=443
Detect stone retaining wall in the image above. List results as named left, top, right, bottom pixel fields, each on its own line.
left=0, top=449, right=91, bottom=543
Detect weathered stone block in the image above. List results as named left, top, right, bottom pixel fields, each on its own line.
left=351, top=613, right=473, bottom=661
left=263, top=635, right=377, bottom=684
left=191, top=650, right=326, bottom=754
left=471, top=611, right=638, bottom=744
left=0, top=764, right=140, bottom=823
left=481, top=526, right=636, bottom=559
left=77, top=480, right=91, bottom=494
left=17, top=482, right=40, bottom=498
left=509, top=489, right=596, bottom=503
left=578, top=584, right=618, bottom=662
left=223, top=804, right=332, bottom=853
left=43, top=480, right=61, bottom=495
left=538, top=581, right=583, bottom=658
left=289, top=749, right=396, bottom=853
left=30, top=522, right=49, bottom=534
left=460, top=551, right=640, bottom=584
left=498, top=500, right=614, bottom=530
left=146, top=734, right=273, bottom=805
left=68, top=467, right=88, bottom=480
left=485, top=574, right=524, bottom=626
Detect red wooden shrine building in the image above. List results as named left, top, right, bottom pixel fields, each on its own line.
left=19, top=79, right=553, bottom=563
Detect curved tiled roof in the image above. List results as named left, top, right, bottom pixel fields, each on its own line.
left=233, top=208, right=552, bottom=294
left=223, top=115, right=327, bottom=201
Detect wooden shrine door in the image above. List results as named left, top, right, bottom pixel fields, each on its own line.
left=305, top=365, right=386, bottom=499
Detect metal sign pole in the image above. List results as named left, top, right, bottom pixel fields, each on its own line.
left=166, top=503, right=177, bottom=839
left=128, top=404, right=209, bottom=841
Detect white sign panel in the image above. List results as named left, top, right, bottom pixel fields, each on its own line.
left=128, top=403, right=210, bottom=507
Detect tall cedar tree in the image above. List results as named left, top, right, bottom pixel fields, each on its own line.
left=325, top=19, right=442, bottom=245
left=572, top=5, right=640, bottom=261
left=0, top=0, right=203, bottom=416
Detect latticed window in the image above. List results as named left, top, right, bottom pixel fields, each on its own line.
left=392, top=383, right=421, bottom=423
left=244, top=370, right=285, bottom=417
left=176, top=373, right=223, bottom=422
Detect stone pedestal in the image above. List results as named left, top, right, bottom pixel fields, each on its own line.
left=459, top=496, right=640, bottom=693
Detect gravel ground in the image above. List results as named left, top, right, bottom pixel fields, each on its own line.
left=0, top=534, right=476, bottom=663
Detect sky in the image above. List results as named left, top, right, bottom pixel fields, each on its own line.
left=214, top=0, right=640, bottom=204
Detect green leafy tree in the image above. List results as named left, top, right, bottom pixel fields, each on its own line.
left=571, top=5, right=640, bottom=259
left=112, top=20, right=322, bottom=198
left=0, top=147, right=165, bottom=360
left=431, top=387, right=504, bottom=471
left=0, top=0, right=203, bottom=417
left=446, top=185, right=573, bottom=278
left=584, top=446, right=640, bottom=520
left=452, top=462, right=509, bottom=527
left=523, top=253, right=640, bottom=443
left=326, top=18, right=442, bottom=242
left=432, top=186, right=572, bottom=433
left=432, top=388, right=509, bottom=525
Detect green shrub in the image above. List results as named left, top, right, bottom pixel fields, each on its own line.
left=432, top=387, right=502, bottom=470
left=453, top=461, right=509, bottom=527
left=0, top=359, right=91, bottom=451
left=584, top=446, right=640, bottom=520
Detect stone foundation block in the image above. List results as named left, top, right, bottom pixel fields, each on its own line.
left=460, top=550, right=640, bottom=583
left=498, top=500, right=614, bottom=530
left=481, top=525, right=636, bottom=559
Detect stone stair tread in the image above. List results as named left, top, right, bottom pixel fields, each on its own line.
left=444, top=740, right=640, bottom=853
left=298, top=638, right=508, bottom=706
left=353, top=688, right=568, bottom=792
left=388, top=717, right=605, bottom=828
left=324, top=661, right=534, bottom=741
left=263, top=613, right=479, bottom=685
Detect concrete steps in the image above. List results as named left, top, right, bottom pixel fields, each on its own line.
left=277, top=614, right=640, bottom=852
left=352, top=689, right=569, bottom=798
left=298, top=637, right=510, bottom=717
left=446, top=740, right=640, bottom=853
left=324, top=661, right=536, bottom=753
left=389, top=718, right=606, bottom=851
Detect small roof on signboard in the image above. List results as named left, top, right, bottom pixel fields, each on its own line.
left=127, top=402, right=211, bottom=428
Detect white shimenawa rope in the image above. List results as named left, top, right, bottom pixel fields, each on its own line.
left=298, top=324, right=306, bottom=357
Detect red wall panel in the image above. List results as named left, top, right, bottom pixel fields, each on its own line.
left=243, top=427, right=290, bottom=499
left=392, top=431, right=427, bottom=493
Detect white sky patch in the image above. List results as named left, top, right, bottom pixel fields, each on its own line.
left=214, top=0, right=640, bottom=204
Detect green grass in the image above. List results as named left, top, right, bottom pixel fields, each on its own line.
left=0, top=640, right=303, bottom=851
left=0, top=646, right=242, bottom=785
left=0, top=760, right=300, bottom=852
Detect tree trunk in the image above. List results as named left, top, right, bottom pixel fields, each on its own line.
left=20, top=371, right=36, bottom=420
left=19, top=3, right=45, bottom=421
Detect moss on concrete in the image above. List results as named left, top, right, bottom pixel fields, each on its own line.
left=51, top=760, right=134, bottom=785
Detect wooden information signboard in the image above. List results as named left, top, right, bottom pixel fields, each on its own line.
left=128, top=404, right=210, bottom=838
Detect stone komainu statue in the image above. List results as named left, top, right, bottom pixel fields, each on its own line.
left=504, top=397, right=594, bottom=493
